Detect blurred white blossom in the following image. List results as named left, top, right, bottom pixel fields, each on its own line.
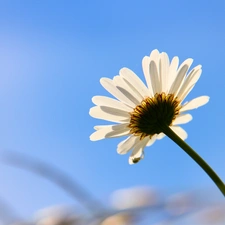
left=100, top=213, right=134, bottom=225
left=34, top=205, right=81, bottom=225
left=110, top=186, right=158, bottom=210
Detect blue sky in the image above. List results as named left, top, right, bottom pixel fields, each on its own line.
left=0, top=0, right=224, bottom=222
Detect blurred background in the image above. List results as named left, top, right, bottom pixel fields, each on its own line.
left=0, top=0, right=224, bottom=224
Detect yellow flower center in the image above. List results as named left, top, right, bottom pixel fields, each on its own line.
left=128, top=93, right=181, bottom=140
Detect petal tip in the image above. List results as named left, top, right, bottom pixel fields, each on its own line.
left=128, top=154, right=144, bottom=164
left=100, top=77, right=110, bottom=85
left=91, top=96, right=97, bottom=104
left=128, top=157, right=139, bottom=164
left=200, top=95, right=210, bottom=106
left=151, top=49, right=159, bottom=54
left=117, top=148, right=127, bottom=155
left=89, top=107, right=94, bottom=116
left=90, top=131, right=105, bottom=141
left=89, top=134, right=96, bottom=141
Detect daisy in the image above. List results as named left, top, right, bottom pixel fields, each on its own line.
left=89, top=49, right=209, bottom=164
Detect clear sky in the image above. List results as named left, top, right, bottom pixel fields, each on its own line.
left=0, top=0, right=224, bottom=223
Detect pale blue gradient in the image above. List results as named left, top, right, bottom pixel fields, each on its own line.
left=0, top=0, right=224, bottom=222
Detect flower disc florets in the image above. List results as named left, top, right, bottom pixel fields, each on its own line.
left=128, top=93, right=181, bottom=140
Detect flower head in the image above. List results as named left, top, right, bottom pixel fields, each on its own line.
left=89, top=49, right=209, bottom=164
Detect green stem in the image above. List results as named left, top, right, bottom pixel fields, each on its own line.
left=161, top=124, right=225, bottom=197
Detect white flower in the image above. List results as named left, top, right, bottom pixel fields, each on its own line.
left=100, top=213, right=133, bottom=225
left=35, top=205, right=80, bottom=225
left=110, top=186, right=158, bottom=210
left=89, top=49, right=209, bottom=164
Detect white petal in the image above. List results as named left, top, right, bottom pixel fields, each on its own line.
left=150, top=49, right=160, bottom=62
left=146, top=135, right=157, bottom=146
left=180, top=96, right=209, bottom=112
left=150, top=60, right=160, bottom=94
left=169, top=59, right=193, bottom=95
left=119, top=67, right=150, bottom=98
left=156, top=133, right=165, bottom=140
left=179, top=84, right=195, bottom=104
left=100, top=78, right=136, bottom=108
left=121, top=78, right=144, bottom=101
left=92, top=96, right=133, bottom=112
left=159, top=52, right=169, bottom=92
left=177, top=66, right=202, bottom=101
left=129, top=138, right=149, bottom=164
left=90, top=124, right=130, bottom=141
left=168, top=56, right=179, bottom=91
left=170, top=126, right=188, bottom=140
left=94, top=106, right=129, bottom=117
left=94, top=124, right=127, bottom=130
left=94, top=125, right=106, bottom=130
left=89, top=106, right=130, bottom=123
left=117, top=135, right=140, bottom=154
left=142, top=50, right=160, bottom=95
left=172, top=114, right=193, bottom=125
left=113, top=76, right=142, bottom=104
left=142, top=56, right=153, bottom=95
left=93, top=124, right=128, bottom=131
